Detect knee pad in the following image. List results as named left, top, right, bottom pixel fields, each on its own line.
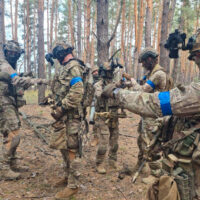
left=97, top=146, right=106, bottom=155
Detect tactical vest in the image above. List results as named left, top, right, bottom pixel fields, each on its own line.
left=51, top=59, right=94, bottom=108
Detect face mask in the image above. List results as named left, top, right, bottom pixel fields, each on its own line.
left=5, top=51, right=20, bottom=69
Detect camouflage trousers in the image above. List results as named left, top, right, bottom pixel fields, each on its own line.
left=0, top=104, right=21, bottom=174
left=95, top=116, right=119, bottom=165
left=50, top=114, right=82, bottom=189
left=137, top=117, right=162, bottom=176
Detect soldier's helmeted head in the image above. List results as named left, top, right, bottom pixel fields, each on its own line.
left=92, top=65, right=99, bottom=78
left=99, top=62, right=114, bottom=79
left=139, top=47, right=159, bottom=70
left=3, top=40, right=23, bottom=69
left=188, top=29, right=200, bottom=68
left=52, top=41, right=74, bottom=65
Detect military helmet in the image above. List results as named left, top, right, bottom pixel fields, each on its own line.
left=3, top=40, right=22, bottom=54
left=138, top=47, right=159, bottom=63
left=188, top=29, right=200, bottom=60
left=92, top=65, right=99, bottom=74
left=102, top=62, right=112, bottom=71
left=52, top=41, right=74, bottom=63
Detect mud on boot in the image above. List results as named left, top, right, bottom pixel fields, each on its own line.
left=55, top=187, right=78, bottom=199
left=0, top=168, right=21, bottom=181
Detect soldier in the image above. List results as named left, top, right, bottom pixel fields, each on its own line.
left=0, top=40, right=47, bottom=180
left=94, top=62, right=125, bottom=174
left=125, top=48, right=173, bottom=184
left=102, top=30, right=200, bottom=199
left=47, top=42, right=89, bottom=199
left=90, top=66, right=100, bottom=147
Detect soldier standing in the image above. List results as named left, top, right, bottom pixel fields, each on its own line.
left=102, top=30, right=200, bottom=199
left=90, top=66, right=100, bottom=147
left=127, top=48, right=173, bottom=184
left=94, top=62, right=125, bottom=174
left=0, top=40, right=47, bottom=180
left=47, top=42, right=88, bottom=199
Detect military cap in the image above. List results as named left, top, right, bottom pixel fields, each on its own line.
left=138, top=47, right=159, bottom=63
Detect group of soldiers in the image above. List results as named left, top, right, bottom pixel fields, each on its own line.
left=0, top=28, right=200, bottom=200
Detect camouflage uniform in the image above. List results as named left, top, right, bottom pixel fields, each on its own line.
left=50, top=58, right=85, bottom=189
left=102, top=30, right=200, bottom=199
left=130, top=63, right=172, bottom=178
left=94, top=78, right=120, bottom=171
left=90, top=66, right=100, bottom=146
left=0, top=58, right=47, bottom=179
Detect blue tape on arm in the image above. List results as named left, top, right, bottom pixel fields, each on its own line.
left=10, top=73, right=18, bottom=79
left=143, top=75, right=146, bottom=80
left=146, top=80, right=155, bottom=90
left=158, top=91, right=173, bottom=116
left=70, top=77, right=83, bottom=87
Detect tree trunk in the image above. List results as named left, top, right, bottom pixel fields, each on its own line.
left=77, top=0, right=82, bottom=58
left=68, top=0, right=75, bottom=46
left=145, top=0, right=153, bottom=47
left=120, top=0, right=125, bottom=65
left=14, top=0, right=18, bottom=41
left=0, top=0, right=5, bottom=59
left=86, top=0, right=91, bottom=63
left=38, top=0, right=45, bottom=103
left=159, top=0, right=170, bottom=72
left=97, top=0, right=109, bottom=65
left=54, top=0, right=58, bottom=44
left=157, top=0, right=163, bottom=55
left=90, top=5, right=97, bottom=66
left=26, top=0, right=31, bottom=72
left=10, top=0, right=14, bottom=39
left=33, top=0, right=37, bottom=75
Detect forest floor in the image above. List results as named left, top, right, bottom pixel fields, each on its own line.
left=0, top=91, right=150, bottom=200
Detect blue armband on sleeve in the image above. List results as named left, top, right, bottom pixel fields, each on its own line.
left=70, top=77, right=83, bottom=87
left=146, top=80, right=155, bottom=90
left=158, top=91, right=173, bottom=116
left=10, top=73, right=18, bottom=79
left=143, top=75, right=147, bottom=80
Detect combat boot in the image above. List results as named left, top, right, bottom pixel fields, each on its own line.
left=54, top=177, right=68, bottom=187
left=1, top=168, right=21, bottom=180
left=10, top=157, right=29, bottom=172
left=96, top=163, right=106, bottom=174
left=108, top=159, right=118, bottom=170
left=55, top=187, right=78, bottom=199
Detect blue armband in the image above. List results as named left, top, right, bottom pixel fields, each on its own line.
left=143, top=75, right=147, bottom=80
left=158, top=91, right=173, bottom=116
left=146, top=80, right=155, bottom=90
left=70, top=77, right=83, bottom=87
left=10, top=73, right=18, bottom=79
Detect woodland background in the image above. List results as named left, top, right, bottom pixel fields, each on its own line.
left=0, top=0, right=199, bottom=97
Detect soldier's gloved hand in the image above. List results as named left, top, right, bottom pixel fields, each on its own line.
left=51, top=106, right=64, bottom=120
left=102, top=83, right=121, bottom=98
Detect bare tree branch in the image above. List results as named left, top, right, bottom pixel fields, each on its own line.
left=108, top=0, right=123, bottom=45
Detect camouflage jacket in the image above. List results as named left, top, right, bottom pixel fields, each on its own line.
left=130, top=64, right=171, bottom=92
left=94, top=79, right=119, bottom=113
left=0, top=59, right=47, bottom=107
left=51, top=59, right=84, bottom=110
left=114, top=82, right=200, bottom=118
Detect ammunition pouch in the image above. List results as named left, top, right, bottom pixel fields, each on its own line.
left=173, top=132, right=197, bottom=157
left=50, top=120, right=67, bottom=150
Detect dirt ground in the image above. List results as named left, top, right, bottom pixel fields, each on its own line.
left=0, top=104, right=149, bottom=200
